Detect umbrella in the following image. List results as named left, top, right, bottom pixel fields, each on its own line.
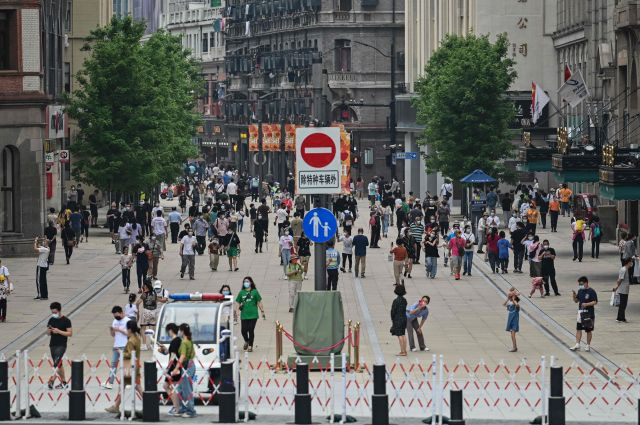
left=459, top=169, right=497, bottom=184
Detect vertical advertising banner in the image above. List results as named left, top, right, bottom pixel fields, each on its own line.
left=272, top=124, right=282, bottom=152
left=261, top=124, right=273, bottom=151
left=248, top=124, right=259, bottom=151
left=285, top=124, right=297, bottom=152
left=332, top=123, right=351, bottom=195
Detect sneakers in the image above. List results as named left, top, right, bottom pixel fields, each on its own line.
left=181, top=412, right=196, bottom=418
left=105, top=405, right=120, bottom=414
left=421, top=347, right=430, bottom=351
left=410, top=348, right=418, bottom=352
left=584, top=345, right=591, bottom=352
left=101, top=382, right=113, bottom=390
left=569, top=343, right=580, bottom=351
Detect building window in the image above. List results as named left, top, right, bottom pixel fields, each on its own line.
left=211, top=32, right=216, bottom=48
left=0, top=147, right=17, bottom=232
left=339, top=0, right=352, bottom=11
left=65, top=0, right=72, bottom=32
left=64, top=62, right=70, bottom=93
left=0, top=10, right=17, bottom=70
left=202, top=33, right=209, bottom=52
left=335, top=39, right=351, bottom=72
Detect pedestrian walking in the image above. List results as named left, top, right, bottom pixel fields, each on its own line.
left=548, top=197, right=560, bottom=232
left=168, top=207, right=182, bottom=244
left=613, top=258, right=633, bottom=323
left=539, top=240, right=559, bottom=296
left=151, top=210, right=168, bottom=251
left=570, top=276, right=597, bottom=352
left=119, top=246, right=133, bottom=293
left=423, top=229, right=439, bottom=279
left=132, top=236, right=150, bottom=291
left=285, top=254, right=304, bottom=313
left=510, top=222, right=527, bottom=273
left=527, top=235, right=542, bottom=277
left=253, top=219, right=265, bottom=253
left=235, top=277, right=265, bottom=352
left=279, top=229, right=294, bottom=279
left=571, top=217, right=585, bottom=262
left=70, top=208, right=82, bottom=244
left=352, top=228, right=368, bottom=278
left=157, top=323, right=182, bottom=415
left=46, top=302, right=72, bottom=388
left=61, top=222, right=75, bottom=265
left=102, top=306, right=130, bottom=389
left=340, top=231, right=353, bottom=273
left=179, top=228, right=197, bottom=280
left=208, top=237, right=220, bottom=271
left=172, top=323, right=197, bottom=418
left=148, top=235, right=163, bottom=279
left=525, top=204, right=539, bottom=235
left=497, top=231, right=511, bottom=274
left=503, top=287, right=520, bottom=352
left=390, top=284, right=408, bottom=356
left=436, top=199, right=451, bottom=236
left=486, top=227, right=500, bottom=274
left=558, top=184, right=572, bottom=217
left=390, top=240, right=408, bottom=285
left=406, top=295, right=430, bottom=352
left=0, top=276, right=8, bottom=322
left=137, top=281, right=158, bottom=350
left=326, top=241, right=341, bottom=290
left=192, top=213, right=209, bottom=255
left=589, top=215, right=602, bottom=259
left=448, top=229, right=465, bottom=280
left=401, top=228, right=416, bottom=279
left=104, top=320, right=142, bottom=414
left=462, top=225, right=475, bottom=276
left=297, top=232, right=312, bottom=280
left=34, top=237, right=50, bottom=300
left=227, top=230, right=241, bottom=271
left=80, top=205, right=90, bottom=242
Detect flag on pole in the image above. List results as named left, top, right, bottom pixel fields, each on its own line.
left=531, top=82, right=550, bottom=124
left=564, top=64, right=572, bottom=82
left=558, top=68, right=590, bottom=108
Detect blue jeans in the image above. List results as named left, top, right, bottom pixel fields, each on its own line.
left=107, top=347, right=123, bottom=384
left=463, top=251, right=473, bottom=275
left=179, top=362, right=196, bottom=415
left=561, top=202, right=570, bottom=216
left=282, top=249, right=291, bottom=275
left=382, top=215, right=390, bottom=236
left=425, top=256, right=438, bottom=278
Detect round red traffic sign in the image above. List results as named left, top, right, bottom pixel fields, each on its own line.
left=300, top=133, right=336, bottom=168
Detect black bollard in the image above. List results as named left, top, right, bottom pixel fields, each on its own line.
left=0, top=361, right=9, bottom=421
left=218, top=360, right=236, bottom=423
left=371, top=364, right=389, bottom=425
left=295, top=363, right=311, bottom=424
left=142, top=361, right=159, bottom=422
left=550, top=366, right=563, bottom=397
left=548, top=366, right=565, bottom=425
left=68, top=360, right=85, bottom=421
left=449, top=389, right=465, bottom=425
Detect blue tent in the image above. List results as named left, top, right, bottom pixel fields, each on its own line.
left=459, top=169, right=496, bottom=184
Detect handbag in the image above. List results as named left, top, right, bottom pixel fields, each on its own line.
left=66, top=239, right=75, bottom=247
left=610, top=292, right=620, bottom=307
left=579, top=309, right=594, bottom=332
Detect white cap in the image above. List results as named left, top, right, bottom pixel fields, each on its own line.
left=153, top=280, right=162, bottom=289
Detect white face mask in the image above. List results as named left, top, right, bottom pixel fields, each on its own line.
left=51, top=313, right=60, bottom=319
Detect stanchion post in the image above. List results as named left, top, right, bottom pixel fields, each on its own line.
left=275, top=321, right=282, bottom=372
left=15, top=350, right=21, bottom=419
left=142, top=361, right=159, bottom=422
left=548, top=366, right=565, bottom=425
left=68, top=360, right=86, bottom=420
left=449, top=389, right=465, bottom=425
left=219, top=360, right=236, bottom=423
left=371, top=364, right=389, bottom=425
left=130, top=351, right=137, bottom=421
left=23, top=349, right=30, bottom=419
left=347, top=320, right=352, bottom=371
left=0, top=360, right=10, bottom=420
left=294, top=363, right=311, bottom=424
left=354, top=323, right=360, bottom=372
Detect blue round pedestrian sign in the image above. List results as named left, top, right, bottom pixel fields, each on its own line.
left=303, top=207, right=338, bottom=243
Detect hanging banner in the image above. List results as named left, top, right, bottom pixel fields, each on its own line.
left=285, top=124, right=297, bottom=151
left=272, top=124, right=282, bottom=152
left=261, top=124, right=273, bottom=151
left=248, top=124, right=259, bottom=151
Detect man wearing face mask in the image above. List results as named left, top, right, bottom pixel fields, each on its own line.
left=436, top=199, right=451, bottom=236
left=423, top=229, right=440, bottom=278
left=46, top=302, right=72, bottom=389
left=510, top=222, right=527, bottom=273
left=179, top=228, right=197, bottom=280
left=538, top=240, right=559, bottom=296
left=486, top=209, right=500, bottom=229
left=508, top=210, right=520, bottom=233
left=462, top=225, right=475, bottom=276
left=405, top=295, right=430, bottom=352
left=102, top=306, right=130, bottom=389
left=570, top=276, right=597, bottom=351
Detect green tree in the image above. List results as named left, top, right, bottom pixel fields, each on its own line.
left=414, top=34, right=517, bottom=182
left=65, top=16, right=201, bottom=194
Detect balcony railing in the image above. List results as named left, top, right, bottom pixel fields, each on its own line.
left=327, top=71, right=394, bottom=87
left=551, top=152, right=601, bottom=171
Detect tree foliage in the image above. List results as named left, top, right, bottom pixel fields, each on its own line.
left=65, top=16, right=201, bottom=193
left=414, top=34, right=517, bottom=182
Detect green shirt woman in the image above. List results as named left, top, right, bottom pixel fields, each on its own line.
left=234, top=277, right=265, bottom=352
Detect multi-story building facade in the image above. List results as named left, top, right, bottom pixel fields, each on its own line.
left=0, top=0, right=67, bottom=254
left=160, top=0, right=226, bottom=164
left=400, top=0, right=558, bottom=197
left=223, top=0, right=404, bottom=184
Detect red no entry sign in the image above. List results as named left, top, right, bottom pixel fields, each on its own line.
left=300, top=133, right=336, bottom=168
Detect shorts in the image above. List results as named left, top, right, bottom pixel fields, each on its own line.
left=140, top=307, right=158, bottom=326
left=50, top=345, right=66, bottom=368
left=576, top=318, right=594, bottom=331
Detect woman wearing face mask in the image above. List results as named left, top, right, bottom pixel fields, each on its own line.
left=423, top=229, right=439, bottom=279
left=227, top=229, right=241, bottom=271
left=462, top=225, right=475, bottom=276
left=486, top=227, right=500, bottom=273
left=235, top=277, right=265, bottom=352
left=173, top=323, right=197, bottom=418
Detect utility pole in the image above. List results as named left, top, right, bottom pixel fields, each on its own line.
left=389, top=0, right=397, bottom=180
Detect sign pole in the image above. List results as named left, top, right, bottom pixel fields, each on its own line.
left=313, top=195, right=328, bottom=291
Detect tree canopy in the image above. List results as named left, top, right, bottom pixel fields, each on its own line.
left=414, top=33, right=517, bottom=182
left=65, top=16, right=201, bottom=193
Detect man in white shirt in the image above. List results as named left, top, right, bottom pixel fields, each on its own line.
left=275, top=206, right=288, bottom=236
left=508, top=211, right=521, bottom=233
left=180, top=229, right=198, bottom=280
left=150, top=210, right=168, bottom=251
left=486, top=210, right=501, bottom=229
left=34, top=238, right=50, bottom=300
left=226, top=179, right=238, bottom=205
left=102, top=306, right=130, bottom=389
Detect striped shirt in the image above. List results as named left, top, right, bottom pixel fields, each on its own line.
left=409, top=223, right=424, bottom=242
